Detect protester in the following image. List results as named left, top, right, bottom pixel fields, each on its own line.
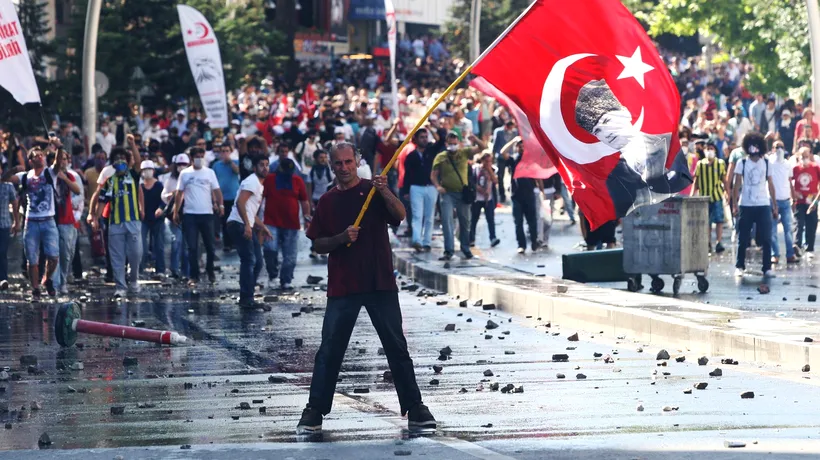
left=469, top=152, right=500, bottom=248
left=732, top=132, right=778, bottom=277
left=298, top=143, right=435, bottom=435
left=402, top=129, right=439, bottom=252
left=767, top=140, right=797, bottom=264
left=306, top=149, right=334, bottom=259
left=53, top=149, right=82, bottom=294
left=228, top=155, right=272, bottom=307
left=508, top=139, right=541, bottom=254
left=691, top=141, right=727, bottom=254
left=492, top=120, right=517, bottom=203
left=139, top=160, right=166, bottom=275
left=431, top=133, right=486, bottom=260
left=173, top=147, right=223, bottom=285
left=0, top=163, right=19, bottom=290
left=163, top=154, right=189, bottom=279
left=92, top=147, right=143, bottom=298
left=798, top=147, right=820, bottom=256
left=212, top=143, right=240, bottom=253
left=262, top=154, right=311, bottom=290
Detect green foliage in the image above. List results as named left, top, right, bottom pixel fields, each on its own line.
left=637, top=0, right=811, bottom=96
left=50, top=0, right=289, bottom=123
left=444, top=0, right=532, bottom=62
left=0, top=0, right=57, bottom=134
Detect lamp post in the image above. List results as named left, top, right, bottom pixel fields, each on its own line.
left=81, top=0, right=102, bottom=147
left=807, top=0, right=820, bottom=112
left=470, top=0, right=481, bottom=63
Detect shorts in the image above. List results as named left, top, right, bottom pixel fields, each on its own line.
left=708, top=200, right=725, bottom=224
left=24, top=219, right=59, bottom=265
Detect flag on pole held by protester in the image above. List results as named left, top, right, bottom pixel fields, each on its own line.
left=384, top=0, right=399, bottom=118
left=470, top=77, right=557, bottom=180
left=0, top=0, right=41, bottom=104
left=470, top=0, right=690, bottom=230
left=177, top=5, right=228, bottom=128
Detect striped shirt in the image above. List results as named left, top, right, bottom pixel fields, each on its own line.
left=694, top=158, right=727, bottom=203
left=100, top=170, right=140, bottom=225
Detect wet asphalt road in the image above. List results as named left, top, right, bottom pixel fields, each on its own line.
left=1, top=235, right=820, bottom=458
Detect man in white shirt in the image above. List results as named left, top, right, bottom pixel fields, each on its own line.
left=227, top=155, right=272, bottom=308
left=96, top=125, right=117, bottom=154
left=173, top=147, right=224, bottom=285
left=767, top=141, right=797, bottom=264
left=732, top=132, right=779, bottom=277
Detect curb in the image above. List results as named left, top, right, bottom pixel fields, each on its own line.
left=393, top=250, right=819, bottom=371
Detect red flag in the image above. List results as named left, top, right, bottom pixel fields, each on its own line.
left=301, top=83, right=316, bottom=110
left=470, top=76, right=558, bottom=180
left=471, top=0, right=690, bottom=229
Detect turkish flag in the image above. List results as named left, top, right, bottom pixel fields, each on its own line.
left=471, top=0, right=691, bottom=230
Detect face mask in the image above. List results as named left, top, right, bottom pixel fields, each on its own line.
left=777, top=148, right=785, bottom=159
left=142, top=169, right=154, bottom=179
left=706, top=150, right=716, bottom=159
left=193, top=158, right=204, bottom=169
left=447, top=144, right=458, bottom=152
left=101, top=126, right=109, bottom=133
left=114, top=161, right=128, bottom=174
left=116, top=116, right=123, bottom=123
left=230, top=128, right=237, bottom=134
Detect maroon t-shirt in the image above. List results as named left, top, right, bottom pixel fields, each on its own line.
left=306, top=179, right=401, bottom=297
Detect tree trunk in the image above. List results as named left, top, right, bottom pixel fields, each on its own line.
left=275, top=0, right=298, bottom=87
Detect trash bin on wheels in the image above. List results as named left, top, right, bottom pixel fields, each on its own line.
left=622, top=196, right=710, bottom=295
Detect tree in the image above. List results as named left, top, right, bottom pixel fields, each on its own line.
left=0, top=0, right=57, bottom=134
left=444, top=0, right=532, bottom=63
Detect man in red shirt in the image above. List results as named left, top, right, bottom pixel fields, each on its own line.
left=262, top=154, right=310, bottom=290
left=296, top=142, right=436, bottom=436
left=797, top=147, right=820, bottom=254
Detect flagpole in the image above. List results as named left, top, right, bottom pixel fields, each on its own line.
left=345, top=0, right=539, bottom=246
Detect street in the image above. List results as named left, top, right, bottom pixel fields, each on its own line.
left=2, top=235, right=820, bottom=459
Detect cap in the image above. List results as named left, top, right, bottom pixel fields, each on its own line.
left=174, top=153, right=190, bottom=164
left=140, top=160, right=156, bottom=170
left=231, top=119, right=241, bottom=126
left=176, top=109, right=185, bottom=117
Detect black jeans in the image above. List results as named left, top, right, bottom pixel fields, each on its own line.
left=308, top=291, right=422, bottom=416
left=183, top=214, right=216, bottom=281
left=72, top=233, right=83, bottom=279
left=470, top=199, right=497, bottom=243
left=796, top=203, right=818, bottom=251
left=496, top=156, right=513, bottom=202
left=736, top=206, right=773, bottom=272
left=220, top=199, right=235, bottom=249
left=512, top=197, right=538, bottom=250
left=228, top=221, right=262, bottom=301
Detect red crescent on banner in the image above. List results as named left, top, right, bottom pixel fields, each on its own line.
left=195, top=22, right=209, bottom=39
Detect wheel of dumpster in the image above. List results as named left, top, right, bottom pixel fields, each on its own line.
left=697, top=276, right=709, bottom=293
left=672, top=276, right=683, bottom=296
left=55, top=302, right=82, bottom=347
left=650, top=276, right=664, bottom=293
left=627, top=275, right=642, bottom=292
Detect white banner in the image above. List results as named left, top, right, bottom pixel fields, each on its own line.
left=384, top=0, right=399, bottom=119
left=177, top=5, right=228, bottom=128
left=0, top=0, right=41, bottom=104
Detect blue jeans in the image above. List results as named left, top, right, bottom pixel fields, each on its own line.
left=54, top=224, right=78, bottom=290
left=771, top=199, right=794, bottom=259
left=183, top=214, right=215, bottom=281
left=440, top=192, right=471, bottom=255
left=737, top=205, right=773, bottom=272
left=141, top=220, right=166, bottom=274
left=409, top=185, right=437, bottom=247
left=167, top=219, right=189, bottom=277
left=263, top=225, right=298, bottom=284
left=24, top=219, right=58, bottom=265
left=229, top=221, right=263, bottom=301
left=0, top=228, right=10, bottom=281
left=560, top=181, right=575, bottom=221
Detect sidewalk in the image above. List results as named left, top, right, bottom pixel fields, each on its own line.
left=391, top=205, right=820, bottom=371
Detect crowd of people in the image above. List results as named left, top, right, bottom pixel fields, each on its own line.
left=2, top=35, right=820, bottom=305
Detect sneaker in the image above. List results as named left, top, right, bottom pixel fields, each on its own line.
left=438, top=252, right=453, bottom=261
left=407, top=403, right=436, bottom=430
left=771, top=256, right=779, bottom=265
left=469, top=241, right=476, bottom=248
left=794, top=245, right=803, bottom=257
left=517, top=247, right=525, bottom=254
left=187, top=279, right=198, bottom=288
left=461, top=250, right=474, bottom=260
left=807, top=251, right=815, bottom=259
left=31, top=288, right=41, bottom=301
left=0, top=280, right=8, bottom=290
left=238, top=298, right=263, bottom=309
left=44, top=279, right=56, bottom=297
left=787, top=256, right=800, bottom=264
left=169, top=272, right=180, bottom=280
left=734, top=268, right=744, bottom=277
left=491, top=238, right=500, bottom=247
left=280, top=282, right=293, bottom=290
left=423, top=245, right=432, bottom=253
left=113, top=290, right=126, bottom=299
left=296, top=406, right=323, bottom=435
left=309, top=251, right=318, bottom=259
left=412, top=242, right=424, bottom=252
left=715, top=242, right=725, bottom=254
left=763, top=270, right=776, bottom=278
left=267, top=278, right=279, bottom=289
left=59, top=285, right=69, bottom=295
left=129, top=284, right=141, bottom=295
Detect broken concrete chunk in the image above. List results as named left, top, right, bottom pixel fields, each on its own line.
left=740, top=391, right=755, bottom=399
left=721, top=358, right=738, bottom=365
left=432, top=365, right=443, bottom=374
left=383, top=371, right=393, bottom=382
left=694, top=382, right=708, bottom=390
left=489, top=382, right=500, bottom=391
left=110, top=406, right=125, bottom=415
left=474, top=299, right=483, bottom=306
left=263, top=295, right=279, bottom=303
left=576, top=373, right=587, bottom=380
left=122, top=356, right=138, bottom=366
left=552, top=354, right=569, bottom=362
left=636, top=404, right=644, bottom=412
left=567, top=333, right=579, bottom=342
left=459, top=300, right=468, bottom=307
left=19, top=355, right=37, bottom=366
left=440, top=346, right=452, bottom=356
left=500, top=384, right=515, bottom=393
left=444, top=324, right=456, bottom=332
left=675, top=356, right=686, bottom=363
left=809, top=295, right=817, bottom=302
left=805, top=337, right=814, bottom=343
left=724, top=441, right=746, bottom=448
left=295, top=338, right=303, bottom=347
left=486, top=320, right=499, bottom=330
left=429, top=379, right=440, bottom=386
left=38, top=433, right=51, bottom=447
left=683, top=389, right=692, bottom=394
left=802, top=364, right=811, bottom=372
left=656, top=349, right=670, bottom=360
left=306, top=275, right=324, bottom=285
left=353, top=388, right=370, bottom=394
left=239, top=402, right=251, bottom=410
left=482, top=304, right=496, bottom=311
left=556, top=285, right=568, bottom=294
left=436, top=300, right=448, bottom=306
left=697, top=356, right=709, bottom=366
left=505, top=351, right=516, bottom=355
left=709, top=368, right=723, bottom=377
left=593, top=352, right=603, bottom=358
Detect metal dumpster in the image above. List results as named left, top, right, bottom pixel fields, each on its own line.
left=621, top=196, right=710, bottom=295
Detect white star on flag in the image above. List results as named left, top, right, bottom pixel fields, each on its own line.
left=616, top=47, right=654, bottom=88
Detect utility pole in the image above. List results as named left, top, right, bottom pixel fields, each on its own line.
left=470, top=0, right=482, bottom=63
left=81, top=0, right=102, bottom=147
left=807, top=0, right=820, bottom=112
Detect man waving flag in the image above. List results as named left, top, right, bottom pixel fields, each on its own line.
left=470, top=0, right=690, bottom=229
